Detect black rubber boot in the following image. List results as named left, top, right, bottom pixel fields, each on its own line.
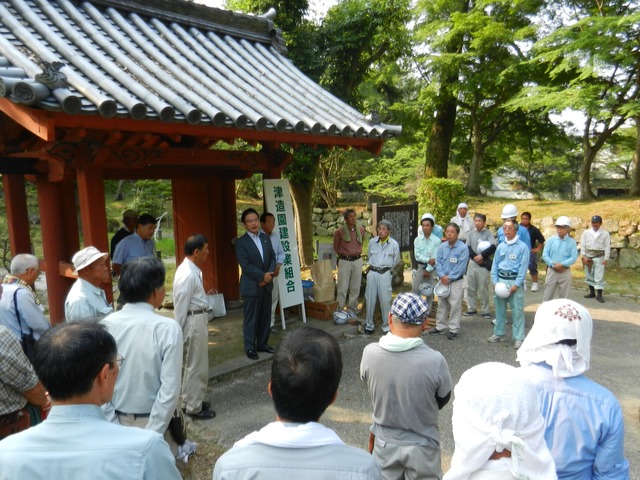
left=584, top=286, right=595, bottom=298
left=596, top=290, right=604, bottom=303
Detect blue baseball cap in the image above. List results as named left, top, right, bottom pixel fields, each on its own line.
left=390, top=293, right=429, bottom=324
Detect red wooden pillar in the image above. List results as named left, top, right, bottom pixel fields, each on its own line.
left=76, top=160, right=112, bottom=303
left=172, top=176, right=239, bottom=301
left=35, top=177, right=77, bottom=324
left=215, top=177, right=239, bottom=300
left=2, top=175, right=31, bottom=255
left=76, top=163, right=108, bottom=251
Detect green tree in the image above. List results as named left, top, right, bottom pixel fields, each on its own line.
left=509, top=2, right=640, bottom=199
left=413, top=0, right=470, bottom=178
left=132, top=180, right=172, bottom=218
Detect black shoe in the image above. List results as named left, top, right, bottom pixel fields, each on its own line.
left=584, top=286, right=596, bottom=298
left=246, top=349, right=258, bottom=360
left=182, top=401, right=211, bottom=414
left=189, top=409, right=216, bottom=420
left=462, top=310, right=477, bottom=316
left=447, top=332, right=458, bottom=340
left=258, top=345, right=275, bottom=354
left=596, top=290, right=605, bottom=303
left=364, top=329, right=374, bottom=335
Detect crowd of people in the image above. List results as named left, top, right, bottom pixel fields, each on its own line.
left=0, top=203, right=628, bottom=479
left=333, top=203, right=613, bottom=348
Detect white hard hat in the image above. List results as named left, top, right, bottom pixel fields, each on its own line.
left=333, top=311, right=349, bottom=325
left=494, top=282, right=511, bottom=299
left=477, top=240, right=492, bottom=254
left=434, top=281, right=450, bottom=299
left=555, top=216, right=572, bottom=227
left=421, top=213, right=435, bottom=223
left=419, top=282, right=434, bottom=297
left=501, top=204, right=518, bottom=219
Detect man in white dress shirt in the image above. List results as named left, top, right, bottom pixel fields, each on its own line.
left=173, top=234, right=215, bottom=420
left=101, top=257, right=183, bottom=456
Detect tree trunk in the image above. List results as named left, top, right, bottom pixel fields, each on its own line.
left=115, top=179, right=126, bottom=201
left=289, top=178, right=316, bottom=268
left=424, top=87, right=457, bottom=178
left=467, top=117, right=484, bottom=195
left=578, top=139, right=596, bottom=200
left=630, top=115, right=640, bottom=196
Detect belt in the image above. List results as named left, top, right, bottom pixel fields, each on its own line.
left=116, top=411, right=151, bottom=419
left=586, top=249, right=605, bottom=258
left=0, top=408, right=27, bottom=426
left=498, top=270, right=518, bottom=280
left=189, top=309, right=209, bottom=316
left=338, top=254, right=360, bottom=261
left=369, top=266, right=390, bottom=274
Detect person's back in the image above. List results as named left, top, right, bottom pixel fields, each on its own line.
left=100, top=257, right=182, bottom=436
left=0, top=321, right=179, bottom=480
left=524, top=363, right=627, bottom=480
left=361, top=342, right=448, bottom=445
left=361, top=293, right=452, bottom=480
left=213, top=326, right=380, bottom=480
left=517, top=299, right=629, bottom=480
left=213, top=439, right=379, bottom=480
left=102, top=303, right=182, bottom=429
left=0, top=404, right=177, bottom=480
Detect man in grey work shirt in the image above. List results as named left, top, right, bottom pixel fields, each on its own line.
left=101, top=257, right=183, bottom=457
left=361, top=293, right=452, bottom=480
left=173, top=234, right=215, bottom=420
left=364, top=220, right=400, bottom=335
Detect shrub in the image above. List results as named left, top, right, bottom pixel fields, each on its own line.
left=417, top=178, right=466, bottom=224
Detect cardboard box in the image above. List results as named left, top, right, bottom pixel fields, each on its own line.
left=313, top=285, right=335, bottom=303
left=304, top=300, right=339, bottom=321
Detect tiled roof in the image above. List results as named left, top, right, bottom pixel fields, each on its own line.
left=0, top=0, right=400, bottom=141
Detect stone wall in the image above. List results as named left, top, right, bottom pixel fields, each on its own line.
left=312, top=208, right=640, bottom=269
left=531, top=216, right=640, bottom=269
left=312, top=208, right=373, bottom=237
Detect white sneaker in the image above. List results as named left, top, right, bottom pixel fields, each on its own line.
left=491, top=318, right=496, bottom=325
left=531, top=282, right=539, bottom=292
left=487, top=335, right=505, bottom=343
left=514, top=340, right=523, bottom=349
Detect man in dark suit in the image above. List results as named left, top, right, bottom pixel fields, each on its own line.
left=235, top=209, right=276, bottom=360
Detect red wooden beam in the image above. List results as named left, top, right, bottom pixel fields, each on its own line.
left=46, top=111, right=386, bottom=153
left=0, top=99, right=55, bottom=141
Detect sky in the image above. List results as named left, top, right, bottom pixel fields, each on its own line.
left=195, top=0, right=337, bottom=20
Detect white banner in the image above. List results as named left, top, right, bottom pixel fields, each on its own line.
left=264, top=179, right=304, bottom=310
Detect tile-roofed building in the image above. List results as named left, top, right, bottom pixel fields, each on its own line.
left=0, top=0, right=400, bottom=322
left=0, top=0, right=400, bottom=147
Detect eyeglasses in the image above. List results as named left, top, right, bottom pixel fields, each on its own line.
left=109, top=354, right=124, bottom=368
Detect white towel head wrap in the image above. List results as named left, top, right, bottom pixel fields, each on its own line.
left=444, top=362, right=556, bottom=480
left=516, top=299, right=592, bottom=378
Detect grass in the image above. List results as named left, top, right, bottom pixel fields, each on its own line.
left=463, top=197, right=640, bottom=225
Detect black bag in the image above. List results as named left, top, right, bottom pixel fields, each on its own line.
left=13, top=289, right=37, bottom=362
left=168, top=409, right=187, bottom=446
